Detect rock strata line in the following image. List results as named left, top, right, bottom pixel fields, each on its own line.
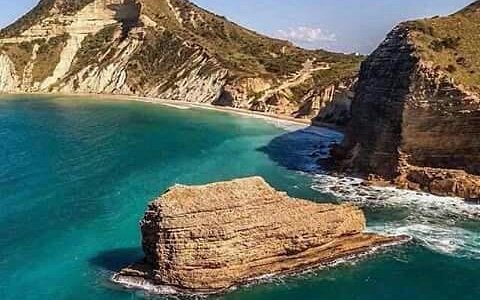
left=112, top=177, right=406, bottom=295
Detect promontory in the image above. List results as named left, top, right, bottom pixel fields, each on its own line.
left=112, top=177, right=405, bottom=295
left=331, top=1, right=480, bottom=200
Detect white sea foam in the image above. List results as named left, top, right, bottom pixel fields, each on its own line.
left=312, top=174, right=480, bottom=259
left=231, top=111, right=311, bottom=131
left=313, top=175, right=480, bottom=220
left=157, top=102, right=192, bottom=110
left=368, top=223, right=480, bottom=258
left=269, top=124, right=480, bottom=259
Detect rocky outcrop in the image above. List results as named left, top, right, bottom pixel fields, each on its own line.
left=0, top=54, right=19, bottom=91
left=332, top=8, right=480, bottom=200
left=307, top=78, right=356, bottom=126
left=112, top=177, right=405, bottom=295
left=0, top=0, right=361, bottom=124
left=395, top=167, right=480, bottom=201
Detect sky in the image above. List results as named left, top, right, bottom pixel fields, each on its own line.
left=0, top=0, right=474, bottom=54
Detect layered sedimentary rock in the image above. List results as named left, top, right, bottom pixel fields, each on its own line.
left=113, top=177, right=404, bottom=294
left=0, top=0, right=361, bottom=123
left=332, top=3, right=480, bottom=200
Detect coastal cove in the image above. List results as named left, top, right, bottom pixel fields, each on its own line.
left=0, top=95, right=479, bottom=299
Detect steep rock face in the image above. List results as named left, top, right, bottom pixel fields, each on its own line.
left=0, top=54, right=19, bottom=91
left=112, top=177, right=404, bottom=294
left=334, top=5, right=480, bottom=200
left=0, top=0, right=361, bottom=123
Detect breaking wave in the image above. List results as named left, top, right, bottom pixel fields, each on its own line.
left=264, top=125, right=480, bottom=259
left=312, top=174, right=480, bottom=259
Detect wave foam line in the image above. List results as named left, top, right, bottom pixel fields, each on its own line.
left=312, top=174, right=480, bottom=259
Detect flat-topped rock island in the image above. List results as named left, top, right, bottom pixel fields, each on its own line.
left=112, top=177, right=407, bottom=295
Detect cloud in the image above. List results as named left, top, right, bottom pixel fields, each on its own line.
left=276, top=26, right=337, bottom=46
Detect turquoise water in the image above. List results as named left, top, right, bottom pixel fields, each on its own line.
left=0, top=95, right=479, bottom=300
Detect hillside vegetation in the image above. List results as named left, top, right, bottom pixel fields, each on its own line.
left=0, top=0, right=95, bottom=38
left=140, top=0, right=361, bottom=80
left=407, top=2, right=480, bottom=92
left=0, top=0, right=363, bottom=120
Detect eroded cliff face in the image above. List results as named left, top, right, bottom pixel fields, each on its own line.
left=112, top=177, right=404, bottom=295
left=335, top=20, right=480, bottom=200
left=309, top=78, right=356, bottom=126
left=0, top=0, right=361, bottom=122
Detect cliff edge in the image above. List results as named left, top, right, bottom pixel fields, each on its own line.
left=332, top=2, right=480, bottom=200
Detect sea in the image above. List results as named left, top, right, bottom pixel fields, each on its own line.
left=0, top=95, right=479, bottom=300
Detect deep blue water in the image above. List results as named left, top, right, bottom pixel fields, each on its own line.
left=0, top=95, right=479, bottom=300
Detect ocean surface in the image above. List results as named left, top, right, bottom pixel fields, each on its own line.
left=0, top=95, right=479, bottom=300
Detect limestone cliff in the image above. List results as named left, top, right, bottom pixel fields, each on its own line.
left=0, top=0, right=361, bottom=122
left=333, top=2, right=480, bottom=200
left=112, top=177, right=404, bottom=295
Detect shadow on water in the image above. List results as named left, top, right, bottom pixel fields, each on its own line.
left=90, top=247, right=143, bottom=272
left=258, top=126, right=343, bottom=173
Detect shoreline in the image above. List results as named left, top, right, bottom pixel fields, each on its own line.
left=5, top=92, right=474, bottom=203
left=0, top=92, right=346, bottom=131
left=111, top=235, right=410, bottom=296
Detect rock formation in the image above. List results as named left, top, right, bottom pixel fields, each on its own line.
left=0, top=0, right=361, bottom=123
left=112, top=177, right=405, bottom=295
left=332, top=2, right=480, bottom=200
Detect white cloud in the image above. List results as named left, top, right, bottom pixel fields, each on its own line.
left=276, top=26, right=337, bottom=45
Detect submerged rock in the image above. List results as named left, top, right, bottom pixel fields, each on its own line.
left=112, top=177, right=405, bottom=295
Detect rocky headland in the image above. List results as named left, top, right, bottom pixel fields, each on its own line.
left=331, top=2, right=480, bottom=201
left=112, top=177, right=406, bottom=295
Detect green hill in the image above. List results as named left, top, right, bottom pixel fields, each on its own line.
left=0, top=0, right=361, bottom=121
